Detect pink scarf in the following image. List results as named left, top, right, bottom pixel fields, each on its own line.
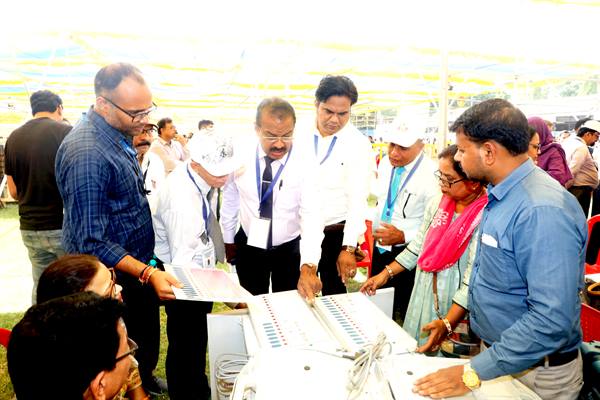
left=417, top=194, right=488, bottom=273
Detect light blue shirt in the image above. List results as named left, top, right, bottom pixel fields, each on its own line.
left=469, top=159, right=587, bottom=380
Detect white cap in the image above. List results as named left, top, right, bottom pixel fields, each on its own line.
left=188, top=132, right=241, bottom=176
left=382, top=120, right=425, bottom=147
left=581, top=120, right=600, bottom=133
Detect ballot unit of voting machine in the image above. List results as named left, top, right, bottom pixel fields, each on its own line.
left=207, top=288, right=541, bottom=400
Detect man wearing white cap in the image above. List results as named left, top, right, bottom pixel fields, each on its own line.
left=371, top=122, right=438, bottom=320
left=153, top=131, right=239, bottom=400
left=562, top=119, right=600, bottom=215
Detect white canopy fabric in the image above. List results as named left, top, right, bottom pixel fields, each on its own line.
left=1, top=0, right=599, bottom=129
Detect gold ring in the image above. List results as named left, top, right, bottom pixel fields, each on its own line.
left=379, top=238, right=383, bottom=244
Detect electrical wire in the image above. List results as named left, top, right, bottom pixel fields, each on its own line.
left=215, top=353, right=251, bottom=400
left=346, top=332, right=391, bottom=400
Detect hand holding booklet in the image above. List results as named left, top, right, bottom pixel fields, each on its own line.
left=164, top=264, right=253, bottom=303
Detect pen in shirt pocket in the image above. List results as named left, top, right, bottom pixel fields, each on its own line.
left=279, top=180, right=283, bottom=189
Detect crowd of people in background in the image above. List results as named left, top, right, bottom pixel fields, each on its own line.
left=2, top=61, right=599, bottom=400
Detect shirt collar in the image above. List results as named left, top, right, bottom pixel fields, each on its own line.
left=488, top=158, right=535, bottom=202
left=88, top=106, right=132, bottom=146
left=401, top=151, right=424, bottom=172
left=158, top=137, right=172, bottom=146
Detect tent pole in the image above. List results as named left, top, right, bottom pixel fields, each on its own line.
left=437, top=48, right=449, bottom=154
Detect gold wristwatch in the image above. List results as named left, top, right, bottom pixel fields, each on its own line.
left=462, top=363, right=481, bottom=390
left=342, top=245, right=356, bottom=254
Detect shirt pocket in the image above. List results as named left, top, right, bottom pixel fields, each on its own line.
left=478, top=241, right=515, bottom=291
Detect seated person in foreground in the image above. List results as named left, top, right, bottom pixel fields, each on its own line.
left=36, top=254, right=148, bottom=400
left=361, top=145, right=486, bottom=351
left=8, top=292, right=132, bottom=400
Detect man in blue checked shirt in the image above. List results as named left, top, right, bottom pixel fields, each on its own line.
left=413, top=99, right=586, bottom=399
left=55, top=62, right=182, bottom=397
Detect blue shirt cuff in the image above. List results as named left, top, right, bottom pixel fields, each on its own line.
left=470, top=347, right=504, bottom=381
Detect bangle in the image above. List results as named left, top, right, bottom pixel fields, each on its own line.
left=385, top=265, right=394, bottom=279
left=442, top=317, right=453, bottom=335
left=146, top=268, right=158, bottom=283
left=138, top=266, right=151, bottom=281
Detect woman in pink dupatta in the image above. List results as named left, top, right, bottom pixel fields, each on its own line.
left=361, top=145, right=486, bottom=351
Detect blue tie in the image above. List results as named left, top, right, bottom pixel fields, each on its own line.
left=260, top=157, right=274, bottom=248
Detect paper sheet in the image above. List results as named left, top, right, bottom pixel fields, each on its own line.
left=165, top=264, right=253, bottom=302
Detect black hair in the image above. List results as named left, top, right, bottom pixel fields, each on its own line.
left=438, top=144, right=467, bottom=180
left=527, top=125, right=538, bottom=141
left=315, top=75, right=358, bottom=105
left=157, top=117, right=173, bottom=136
left=37, top=254, right=101, bottom=304
left=578, top=127, right=599, bottom=138
left=8, top=292, right=125, bottom=399
left=255, top=97, right=296, bottom=127
left=30, top=90, right=62, bottom=115
left=198, top=120, right=214, bottom=130
left=575, top=117, right=591, bottom=132
left=94, top=62, right=145, bottom=97
left=450, top=98, right=529, bottom=156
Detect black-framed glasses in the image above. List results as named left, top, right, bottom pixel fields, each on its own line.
left=434, top=170, right=466, bottom=188
left=103, top=268, right=117, bottom=298
left=530, top=143, right=541, bottom=152
left=115, top=338, right=138, bottom=363
left=102, top=96, right=156, bottom=123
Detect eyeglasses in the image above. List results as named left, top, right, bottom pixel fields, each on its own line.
left=115, top=338, right=138, bottom=363
left=103, top=268, right=118, bottom=298
left=260, top=134, right=294, bottom=143
left=434, top=170, right=466, bottom=188
left=530, top=143, right=541, bottom=151
left=102, top=97, right=157, bottom=123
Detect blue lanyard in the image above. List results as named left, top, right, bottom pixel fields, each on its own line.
left=386, top=153, right=424, bottom=211
left=255, top=146, right=293, bottom=205
left=313, top=134, right=338, bottom=165
left=186, top=166, right=210, bottom=232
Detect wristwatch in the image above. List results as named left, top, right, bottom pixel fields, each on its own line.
left=462, top=363, right=481, bottom=390
left=342, top=245, right=356, bottom=254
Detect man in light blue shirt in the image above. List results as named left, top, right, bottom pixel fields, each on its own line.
left=414, top=99, right=586, bottom=399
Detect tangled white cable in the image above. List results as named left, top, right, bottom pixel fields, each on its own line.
left=215, top=353, right=251, bottom=400
left=346, top=332, right=391, bottom=400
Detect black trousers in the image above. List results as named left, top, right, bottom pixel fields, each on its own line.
left=165, top=299, right=213, bottom=400
left=118, top=273, right=161, bottom=384
left=235, top=229, right=301, bottom=295
left=318, top=226, right=348, bottom=296
left=371, top=245, right=415, bottom=321
left=569, top=185, right=594, bottom=217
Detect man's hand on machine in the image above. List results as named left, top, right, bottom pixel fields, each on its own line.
left=298, top=263, right=322, bottom=306
left=336, top=250, right=357, bottom=284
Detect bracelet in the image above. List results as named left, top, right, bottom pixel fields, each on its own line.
left=138, top=266, right=151, bottom=282
left=442, top=317, right=453, bottom=335
left=385, top=265, right=394, bottom=280
left=146, top=267, right=158, bottom=283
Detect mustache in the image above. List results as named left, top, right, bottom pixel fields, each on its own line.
left=270, top=146, right=286, bottom=152
left=135, top=140, right=152, bottom=147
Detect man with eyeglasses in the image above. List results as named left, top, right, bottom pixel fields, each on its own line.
left=133, top=123, right=165, bottom=213
left=56, top=62, right=181, bottom=397
left=150, top=117, right=190, bottom=174
left=221, top=97, right=324, bottom=301
left=371, top=122, right=438, bottom=320
left=8, top=292, right=133, bottom=400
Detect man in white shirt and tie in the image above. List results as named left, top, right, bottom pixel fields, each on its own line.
left=133, top=123, right=165, bottom=213
left=153, top=131, right=239, bottom=400
left=221, top=97, right=324, bottom=301
left=371, top=122, right=438, bottom=319
left=305, top=75, right=375, bottom=295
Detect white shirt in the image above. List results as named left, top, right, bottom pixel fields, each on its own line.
left=140, top=151, right=165, bottom=214
left=220, top=139, right=324, bottom=266
left=372, top=152, right=439, bottom=246
left=563, top=136, right=599, bottom=188
left=153, top=162, right=217, bottom=267
left=150, top=137, right=190, bottom=174
left=297, top=122, right=375, bottom=247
